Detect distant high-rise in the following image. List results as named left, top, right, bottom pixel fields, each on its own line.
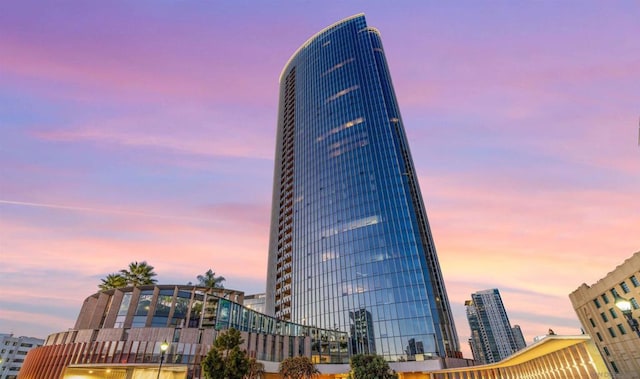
left=512, top=324, right=527, bottom=350
left=465, top=289, right=522, bottom=364
left=265, top=14, right=460, bottom=360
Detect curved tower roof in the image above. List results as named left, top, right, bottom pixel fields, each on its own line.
left=266, top=14, right=461, bottom=360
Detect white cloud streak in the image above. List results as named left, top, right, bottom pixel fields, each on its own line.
left=0, top=200, right=224, bottom=223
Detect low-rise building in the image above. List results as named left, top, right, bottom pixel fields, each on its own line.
left=18, top=285, right=348, bottom=379
left=569, top=251, right=640, bottom=378
left=19, top=284, right=612, bottom=379
left=429, top=335, right=608, bottom=379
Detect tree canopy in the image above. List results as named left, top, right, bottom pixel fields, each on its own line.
left=279, top=356, right=319, bottom=379
left=347, top=354, right=397, bottom=379
left=98, top=273, right=127, bottom=291
left=120, top=261, right=157, bottom=287
left=201, top=328, right=251, bottom=379
left=197, top=268, right=226, bottom=289
left=246, top=357, right=264, bottom=379
left=98, top=260, right=158, bottom=290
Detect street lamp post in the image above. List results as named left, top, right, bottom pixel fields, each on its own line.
left=614, top=294, right=640, bottom=338
left=157, top=340, right=169, bottom=379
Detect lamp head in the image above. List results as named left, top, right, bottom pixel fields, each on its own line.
left=160, top=341, right=169, bottom=352
left=614, top=294, right=632, bottom=313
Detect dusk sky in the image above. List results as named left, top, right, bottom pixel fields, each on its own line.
left=1, top=1, right=638, bottom=359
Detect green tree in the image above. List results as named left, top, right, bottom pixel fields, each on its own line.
left=98, top=273, right=127, bottom=290
left=347, top=354, right=397, bottom=379
left=197, top=269, right=226, bottom=289
left=120, top=261, right=157, bottom=287
left=201, top=328, right=250, bottom=379
left=245, top=357, right=264, bottom=379
left=279, top=356, right=319, bottom=379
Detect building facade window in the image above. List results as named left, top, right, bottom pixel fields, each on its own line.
left=133, top=291, right=154, bottom=327
left=600, top=312, right=609, bottom=322
left=607, top=327, right=616, bottom=338
left=596, top=332, right=603, bottom=341
left=602, top=293, right=610, bottom=304
left=610, top=360, right=619, bottom=373
left=152, top=289, right=174, bottom=327
left=631, top=297, right=639, bottom=310
left=589, top=318, right=596, bottom=327
left=631, top=275, right=640, bottom=287
left=172, top=291, right=191, bottom=327
left=616, top=324, right=626, bottom=335
left=620, top=281, right=630, bottom=293
left=609, top=308, right=618, bottom=319
left=602, top=346, right=610, bottom=356
left=593, top=298, right=601, bottom=308
left=115, top=292, right=133, bottom=328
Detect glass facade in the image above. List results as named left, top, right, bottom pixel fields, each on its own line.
left=266, top=14, right=460, bottom=360
left=71, top=285, right=347, bottom=365
left=92, top=286, right=345, bottom=352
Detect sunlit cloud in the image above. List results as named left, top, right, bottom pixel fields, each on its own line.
left=0, top=199, right=225, bottom=223
left=1, top=204, right=269, bottom=283
left=28, top=106, right=275, bottom=160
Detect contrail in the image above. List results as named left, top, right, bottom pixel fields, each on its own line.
left=0, top=199, right=222, bottom=223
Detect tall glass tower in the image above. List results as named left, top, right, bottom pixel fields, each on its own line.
left=266, top=14, right=460, bottom=360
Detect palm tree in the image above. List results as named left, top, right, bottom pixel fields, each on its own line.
left=98, top=273, right=127, bottom=290
left=197, top=269, right=225, bottom=289
left=120, top=261, right=157, bottom=287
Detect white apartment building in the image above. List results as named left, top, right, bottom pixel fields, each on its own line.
left=0, top=333, right=44, bottom=379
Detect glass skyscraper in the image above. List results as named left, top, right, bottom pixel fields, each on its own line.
left=266, top=14, right=460, bottom=360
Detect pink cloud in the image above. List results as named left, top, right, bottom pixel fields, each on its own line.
left=1, top=204, right=271, bottom=336
left=0, top=13, right=288, bottom=107
left=1, top=201, right=270, bottom=284
left=426, top=174, right=638, bottom=278
left=29, top=106, right=275, bottom=160
left=0, top=309, right=72, bottom=336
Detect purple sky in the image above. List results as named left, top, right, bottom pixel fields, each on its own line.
left=1, top=1, right=638, bottom=358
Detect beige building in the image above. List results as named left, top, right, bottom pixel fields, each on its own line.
left=426, top=335, right=608, bottom=379
left=570, top=251, right=640, bottom=378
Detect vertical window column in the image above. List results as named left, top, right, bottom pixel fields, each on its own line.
left=275, top=68, right=296, bottom=321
